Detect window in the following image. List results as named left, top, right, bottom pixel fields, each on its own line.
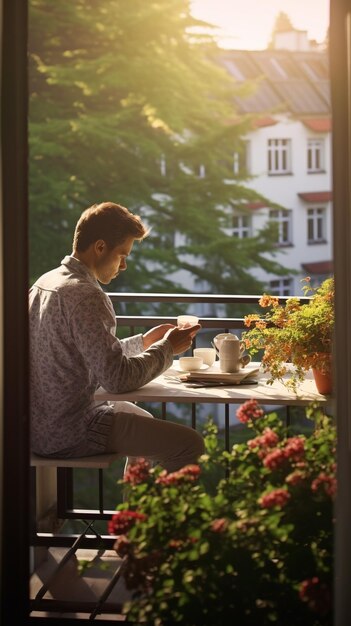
left=309, top=275, right=328, bottom=290
left=269, top=209, right=292, bottom=245
left=307, top=207, right=326, bottom=243
left=233, top=141, right=250, bottom=176
left=268, top=278, right=292, bottom=296
left=160, top=155, right=167, bottom=176
left=233, top=152, right=240, bottom=175
left=307, top=139, right=324, bottom=173
left=232, top=214, right=251, bottom=238
left=268, top=139, right=291, bottom=174
left=178, top=161, right=206, bottom=178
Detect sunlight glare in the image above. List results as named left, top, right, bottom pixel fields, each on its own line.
left=191, top=0, right=330, bottom=50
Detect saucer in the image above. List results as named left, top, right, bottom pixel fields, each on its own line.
left=175, top=362, right=210, bottom=372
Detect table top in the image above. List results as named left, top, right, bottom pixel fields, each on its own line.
left=95, top=361, right=330, bottom=407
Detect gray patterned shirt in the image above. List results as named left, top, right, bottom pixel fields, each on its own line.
left=29, top=255, right=173, bottom=456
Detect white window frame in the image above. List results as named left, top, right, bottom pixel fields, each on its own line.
left=233, top=152, right=240, bottom=175
left=233, top=141, right=250, bottom=176
left=268, top=138, right=291, bottom=174
left=268, top=278, right=292, bottom=296
left=307, top=138, right=325, bottom=173
left=307, top=206, right=326, bottom=243
left=160, top=154, right=166, bottom=177
left=199, top=164, right=206, bottom=178
left=269, top=208, right=292, bottom=245
left=232, top=214, right=251, bottom=238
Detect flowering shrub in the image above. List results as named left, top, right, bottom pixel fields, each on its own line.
left=242, top=277, right=334, bottom=390
left=109, top=400, right=336, bottom=625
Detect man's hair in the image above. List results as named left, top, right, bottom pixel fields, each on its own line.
left=73, top=202, right=149, bottom=252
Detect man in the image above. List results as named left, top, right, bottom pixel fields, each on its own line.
left=29, top=201, right=204, bottom=471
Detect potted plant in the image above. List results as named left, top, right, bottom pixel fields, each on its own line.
left=242, top=277, right=334, bottom=393
left=108, top=401, right=335, bottom=625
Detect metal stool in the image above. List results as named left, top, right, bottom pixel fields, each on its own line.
left=30, top=452, right=125, bottom=618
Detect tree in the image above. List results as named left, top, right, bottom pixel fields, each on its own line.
left=272, top=11, right=294, bottom=34
left=268, top=12, right=295, bottom=48
left=29, top=0, right=290, bottom=302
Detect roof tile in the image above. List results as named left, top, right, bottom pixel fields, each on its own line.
left=302, top=118, right=331, bottom=132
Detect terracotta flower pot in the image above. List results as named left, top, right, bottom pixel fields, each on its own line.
left=312, top=354, right=332, bottom=394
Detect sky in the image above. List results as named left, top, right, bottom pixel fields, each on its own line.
left=190, top=0, right=330, bottom=50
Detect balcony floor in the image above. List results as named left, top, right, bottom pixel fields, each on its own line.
left=30, top=547, right=130, bottom=621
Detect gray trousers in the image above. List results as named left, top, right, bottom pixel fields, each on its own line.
left=104, top=401, right=204, bottom=472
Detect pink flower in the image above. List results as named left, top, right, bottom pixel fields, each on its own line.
left=285, top=470, right=306, bottom=486
left=156, top=464, right=201, bottom=486
left=168, top=539, right=184, bottom=550
left=263, top=448, right=286, bottom=470
left=311, top=472, right=337, bottom=498
left=262, top=428, right=280, bottom=446
left=108, top=510, right=147, bottom=536
left=123, top=458, right=151, bottom=485
left=113, top=534, right=132, bottom=557
left=210, top=518, right=229, bottom=533
left=283, top=436, right=305, bottom=461
left=299, top=577, right=332, bottom=615
left=248, top=428, right=279, bottom=451
left=237, top=399, right=264, bottom=424
left=259, top=488, right=291, bottom=509
left=178, top=464, right=201, bottom=479
left=261, top=436, right=305, bottom=472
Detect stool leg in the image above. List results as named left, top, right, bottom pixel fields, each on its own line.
left=89, top=557, right=127, bottom=620
left=34, top=520, right=95, bottom=602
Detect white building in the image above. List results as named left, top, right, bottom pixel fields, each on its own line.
left=218, top=29, right=332, bottom=296
left=143, top=29, right=332, bottom=303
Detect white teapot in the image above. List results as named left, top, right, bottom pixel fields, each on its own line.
left=212, top=333, right=250, bottom=373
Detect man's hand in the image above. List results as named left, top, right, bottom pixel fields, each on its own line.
left=164, top=324, right=201, bottom=355
left=142, top=324, right=176, bottom=350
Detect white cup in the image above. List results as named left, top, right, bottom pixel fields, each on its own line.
left=177, top=315, right=199, bottom=328
left=193, top=347, right=216, bottom=367
left=178, top=356, right=203, bottom=371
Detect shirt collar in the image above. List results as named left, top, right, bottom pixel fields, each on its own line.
left=61, top=255, right=100, bottom=287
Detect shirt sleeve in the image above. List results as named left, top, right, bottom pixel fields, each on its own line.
left=120, top=334, right=144, bottom=356
left=69, top=292, right=173, bottom=393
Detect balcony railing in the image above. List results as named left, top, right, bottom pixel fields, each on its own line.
left=107, top=290, right=310, bottom=332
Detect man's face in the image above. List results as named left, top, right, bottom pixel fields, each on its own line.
left=95, top=236, right=135, bottom=284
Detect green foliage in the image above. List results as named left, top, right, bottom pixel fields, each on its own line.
left=109, top=402, right=335, bottom=625
left=243, top=277, right=334, bottom=390
left=29, top=0, right=289, bottom=297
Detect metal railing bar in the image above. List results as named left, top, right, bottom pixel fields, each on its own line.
left=33, top=534, right=116, bottom=549
left=107, top=292, right=311, bottom=305
left=191, top=404, right=196, bottom=430
left=61, top=508, right=117, bottom=519
left=98, top=469, right=104, bottom=514
left=30, top=598, right=125, bottom=615
left=115, top=316, right=248, bottom=329
left=161, top=403, right=167, bottom=420
left=225, top=404, right=230, bottom=452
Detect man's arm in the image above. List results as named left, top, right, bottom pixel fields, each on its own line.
left=119, top=324, right=175, bottom=357
left=69, top=294, right=199, bottom=393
